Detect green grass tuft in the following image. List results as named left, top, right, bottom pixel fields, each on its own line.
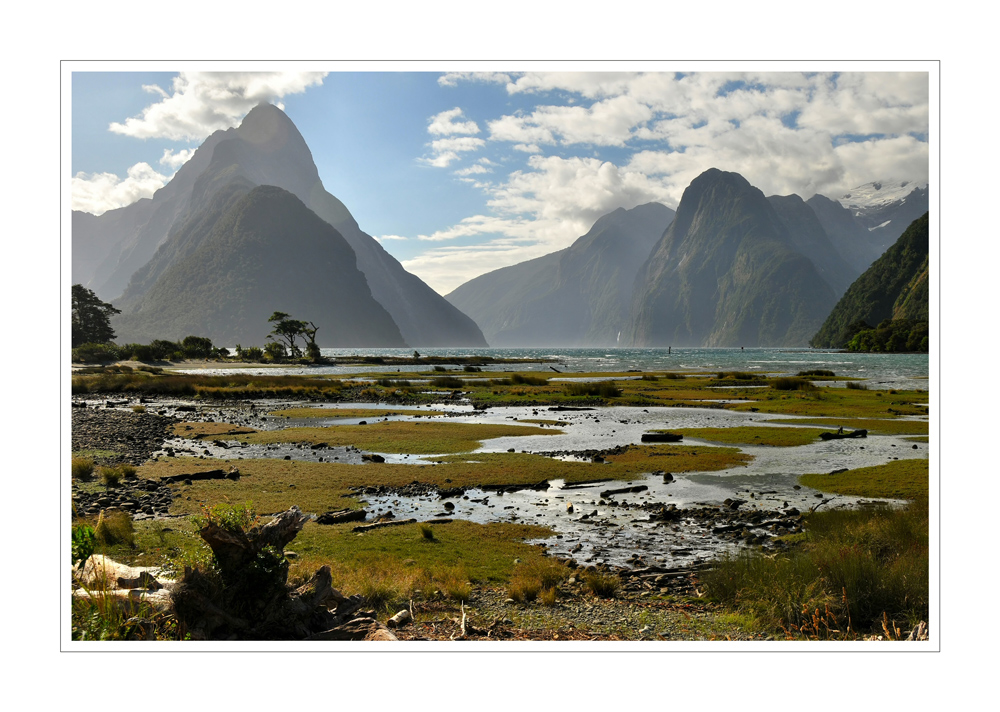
left=72, top=457, right=95, bottom=480
left=771, top=377, right=817, bottom=391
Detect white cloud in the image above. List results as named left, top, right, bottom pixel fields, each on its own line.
left=374, top=234, right=409, bottom=242
left=504, top=72, right=638, bottom=98
left=159, top=148, right=196, bottom=170
left=71, top=162, right=172, bottom=215
left=454, top=164, right=490, bottom=176
left=420, top=136, right=486, bottom=167
left=404, top=155, right=676, bottom=292
left=108, top=72, right=327, bottom=141
left=428, top=107, right=479, bottom=135
left=403, top=233, right=563, bottom=295
left=797, top=73, right=929, bottom=137
left=405, top=67, right=930, bottom=294
left=488, top=155, right=671, bottom=224
left=437, top=72, right=511, bottom=88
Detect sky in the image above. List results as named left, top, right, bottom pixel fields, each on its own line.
left=70, top=67, right=931, bottom=295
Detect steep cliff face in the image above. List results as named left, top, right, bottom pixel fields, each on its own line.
left=624, top=169, right=837, bottom=347
left=112, top=185, right=406, bottom=347
left=446, top=203, right=675, bottom=346
left=810, top=212, right=930, bottom=349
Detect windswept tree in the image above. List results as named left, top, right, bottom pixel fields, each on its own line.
left=267, top=311, right=321, bottom=360
left=72, top=284, right=120, bottom=347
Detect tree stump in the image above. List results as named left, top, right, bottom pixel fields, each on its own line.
left=171, top=505, right=396, bottom=641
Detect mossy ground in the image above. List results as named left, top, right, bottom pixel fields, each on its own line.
left=799, top=458, right=929, bottom=503
left=174, top=420, right=562, bottom=454
left=763, top=417, right=928, bottom=436
left=139, top=444, right=751, bottom=517
left=290, top=519, right=553, bottom=587
left=267, top=407, right=447, bottom=419
left=669, top=426, right=829, bottom=447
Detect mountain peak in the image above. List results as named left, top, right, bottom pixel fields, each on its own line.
left=838, top=179, right=927, bottom=211
left=235, top=102, right=304, bottom=149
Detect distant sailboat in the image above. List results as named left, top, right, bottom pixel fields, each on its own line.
left=617, top=331, right=621, bottom=344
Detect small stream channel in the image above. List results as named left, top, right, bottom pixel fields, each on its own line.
left=126, top=398, right=927, bottom=570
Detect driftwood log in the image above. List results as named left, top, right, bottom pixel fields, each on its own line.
left=170, top=505, right=397, bottom=641
left=641, top=432, right=683, bottom=443
left=315, top=508, right=368, bottom=525
left=159, top=468, right=241, bottom=484
left=818, top=429, right=868, bottom=440
left=600, top=485, right=649, bottom=499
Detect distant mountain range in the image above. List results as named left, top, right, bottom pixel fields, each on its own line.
left=810, top=212, right=929, bottom=349
left=73, top=103, right=486, bottom=348
left=447, top=169, right=928, bottom=348
left=446, top=203, right=675, bottom=346
left=73, top=104, right=928, bottom=350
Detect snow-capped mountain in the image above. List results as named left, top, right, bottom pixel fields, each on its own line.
left=838, top=179, right=928, bottom=213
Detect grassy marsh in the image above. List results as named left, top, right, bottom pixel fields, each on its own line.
left=176, top=419, right=563, bottom=454
left=763, top=417, right=928, bottom=436
left=670, top=426, right=829, bottom=447
left=799, top=459, right=929, bottom=503
left=139, top=444, right=752, bottom=517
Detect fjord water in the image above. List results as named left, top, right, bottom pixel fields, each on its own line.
left=191, top=347, right=930, bottom=390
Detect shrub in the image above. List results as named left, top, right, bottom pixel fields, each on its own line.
left=237, top=345, right=264, bottom=362
left=432, top=376, right=464, bottom=389
left=118, top=463, right=137, bottom=479
left=846, top=381, right=869, bottom=390
left=511, top=373, right=548, bottom=386
left=72, top=457, right=95, bottom=480
left=93, top=508, right=135, bottom=547
left=717, top=371, right=756, bottom=380
left=264, top=342, right=286, bottom=361
left=703, top=504, right=928, bottom=637
left=98, top=466, right=122, bottom=487
left=418, top=523, right=435, bottom=541
left=378, top=378, right=411, bottom=387
left=508, top=575, right=541, bottom=603
left=149, top=340, right=181, bottom=360
left=798, top=369, right=836, bottom=377
left=435, top=566, right=472, bottom=602
left=433, top=366, right=447, bottom=372
left=336, top=562, right=420, bottom=613
left=72, top=524, right=96, bottom=568
left=204, top=502, right=258, bottom=533
left=641, top=374, right=659, bottom=381
left=463, top=365, right=481, bottom=372
left=563, top=381, right=621, bottom=398
left=584, top=570, right=620, bottom=598
left=771, top=377, right=817, bottom=391
left=508, top=559, right=567, bottom=603
left=122, top=343, right=155, bottom=362
left=181, top=335, right=214, bottom=359
left=539, top=586, right=558, bottom=607
left=72, top=343, right=121, bottom=364
left=131, top=405, right=146, bottom=413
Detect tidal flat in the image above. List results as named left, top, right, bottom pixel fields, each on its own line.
left=71, top=358, right=931, bottom=641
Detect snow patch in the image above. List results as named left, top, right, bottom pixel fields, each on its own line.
left=838, top=179, right=927, bottom=211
